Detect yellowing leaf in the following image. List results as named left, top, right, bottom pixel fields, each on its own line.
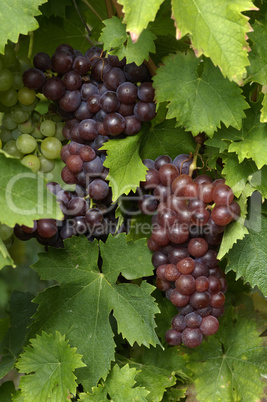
left=171, top=0, right=256, bottom=84
left=118, top=0, right=164, bottom=41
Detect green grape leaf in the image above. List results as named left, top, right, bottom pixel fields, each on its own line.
left=163, top=386, right=187, bottom=401
left=100, top=17, right=156, bottom=65
left=221, top=154, right=259, bottom=198
left=205, top=125, right=244, bottom=153
left=226, top=212, right=267, bottom=295
left=0, top=0, right=47, bottom=53
left=79, top=364, right=149, bottom=401
left=221, top=154, right=267, bottom=200
left=117, top=0, right=164, bottom=41
left=153, top=52, right=248, bottom=136
left=0, top=291, right=36, bottom=379
left=171, top=0, right=256, bottom=84
left=30, top=235, right=160, bottom=389
left=116, top=346, right=189, bottom=402
left=247, top=20, right=267, bottom=84
left=140, top=119, right=195, bottom=160
left=183, top=303, right=267, bottom=402
left=16, top=331, right=85, bottom=402
left=124, top=30, right=156, bottom=65
left=0, top=239, right=15, bottom=270
left=205, top=105, right=267, bottom=168
left=0, top=153, right=62, bottom=227
left=101, top=131, right=148, bottom=201
left=260, top=92, right=267, bottom=123
left=228, top=123, right=267, bottom=168
left=99, top=16, right=127, bottom=50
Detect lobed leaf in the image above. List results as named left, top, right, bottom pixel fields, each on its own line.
left=100, top=16, right=156, bottom=65
left=171, top=0, right=256, bottom=84
left=16, top=331, right=85, bottom=402
left=30, top=235, right=160, bottom=388
left=153, top=52, right=248, bottom=136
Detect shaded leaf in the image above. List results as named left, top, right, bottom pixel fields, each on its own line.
left=183, top=303, right=267, bottom=401
left=0, top=291, right=36, bottom=379
left=140, top=119, right=195, bottom=160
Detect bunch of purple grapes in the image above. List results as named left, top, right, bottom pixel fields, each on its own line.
left=14, top=43, right=156, bottom=247
left=22, top=44, right=156, bottom=140
left=139, top=154, right=240, bottom=348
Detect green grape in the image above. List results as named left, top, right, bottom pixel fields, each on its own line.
left=11, top=105, right=29, bottom=123
left=21, top=154, right=40, bottom=172
left=3, top=140, right=24, bottom=158
left=16, top=134, right=37, bottom=154
left=0, top=126, right=13, bottom=142
left=13, top=72, right=23, bottom=90
left=0, top=69, right=14, bottom=92
left=55, top=121, right=65, bottom=141
left=2, top=113, right=17, bottom=130
left=12, top=128, right=22, bottom=140
left=41, top=137, right=62, bottom=159
left=18, top=119, right=35, bottom=134
left=0, top=87, right=18, bottom=107
left=31, top=124, right=44, bottom=139
left=40, top=119, right=56, bottom=137
left=19, top=98, right=39, bottom=112
left=18, top=87, right=36, bottom=106
left=0, top=223, right=13, bottom=241
left=39, top=155, right=55, bottom=173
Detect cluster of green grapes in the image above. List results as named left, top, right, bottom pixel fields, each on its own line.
left=0, top=42, right=64, bottom=173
